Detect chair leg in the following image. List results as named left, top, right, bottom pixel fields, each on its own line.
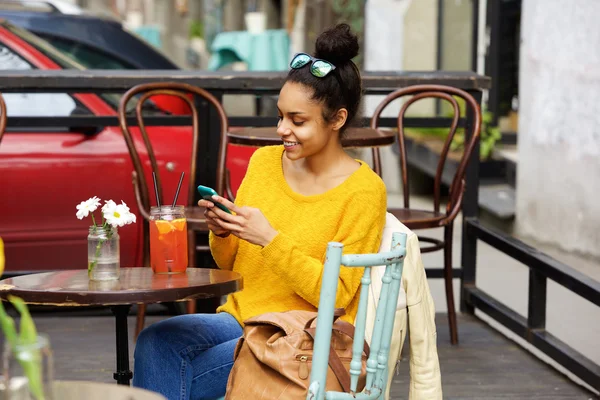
left=186, top=299, right=196, bottom=314
left=444, top=223, right=459, bottom=345
left=134, top=303, right=147, bottom=341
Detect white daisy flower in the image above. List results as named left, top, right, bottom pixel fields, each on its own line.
left=101, top=200, right=117, bottom=215
left=76, top=196, right=101, bottom=220
left=119, top=201, right=137, bottom=224
left=103, top=200, right=136, bottom=228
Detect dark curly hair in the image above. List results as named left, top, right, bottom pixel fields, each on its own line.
left=285, top=23, right=362, bottom=136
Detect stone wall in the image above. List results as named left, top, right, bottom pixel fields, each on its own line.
left=517, top=0, right=600, bottom=258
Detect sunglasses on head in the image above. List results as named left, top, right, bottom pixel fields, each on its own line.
left=289, top=53, right=336, bottom=78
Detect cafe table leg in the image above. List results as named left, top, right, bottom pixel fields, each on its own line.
left=111, top=304, right=133, bottom=385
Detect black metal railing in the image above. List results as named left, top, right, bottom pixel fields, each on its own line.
left=461, top=219, right=600, bottom=391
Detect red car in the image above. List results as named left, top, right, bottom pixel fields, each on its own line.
left=0, top=21, right=256, bottom=273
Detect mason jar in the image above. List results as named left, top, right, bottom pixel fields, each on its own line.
left=149, top=206, right=188, bottom=274
left=87, top=226, right=120, bottom=281
left=3, top=333, right=54, bottom=400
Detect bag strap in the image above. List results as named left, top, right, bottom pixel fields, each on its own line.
left=304, top=324, right=370, bottom=393
left=329, top=321, right=371, bottom=358
left=305, top=323, right=370, bottom=359
left=304, top=308, right=346, bottom=330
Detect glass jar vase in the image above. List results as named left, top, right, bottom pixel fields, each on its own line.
left=87, top=226, right=119, bottom=281
left=3, top=334, right=54, bottom=400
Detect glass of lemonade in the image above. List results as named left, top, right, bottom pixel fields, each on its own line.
left=149, top=206, right=188, bottom=274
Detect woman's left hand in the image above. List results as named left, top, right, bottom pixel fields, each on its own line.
left=207, top=195, right=278, bottom=247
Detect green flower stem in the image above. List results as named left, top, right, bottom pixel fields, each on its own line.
left=88, top=225, right=113, bottom=274
left=88, top=239, right=105, bottom=273
left=91, top=213, right=97, bottom=227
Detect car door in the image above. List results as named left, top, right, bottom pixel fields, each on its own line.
left=0, top=36, right=142, bottom=273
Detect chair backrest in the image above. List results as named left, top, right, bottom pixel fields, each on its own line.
left=370, top=85, right=481, bottom=222
left=307, top=232, right=408, bottom=400
left=118, top=82, right=230, bottom=266
left=0, top=92, right=8, bottom=146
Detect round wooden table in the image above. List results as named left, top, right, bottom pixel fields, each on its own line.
left=0, top=268, right=243, bottom=386
left=228, top=127, right=395, bottom=148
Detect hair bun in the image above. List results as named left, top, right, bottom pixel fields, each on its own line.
left=314, top=23, right=359, bottom=66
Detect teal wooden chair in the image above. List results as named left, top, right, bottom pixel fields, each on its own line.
left=307, top=232, right=407, bottom=400
left=216, top=232, right=406, bottom=400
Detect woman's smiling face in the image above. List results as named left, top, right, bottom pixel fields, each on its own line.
left=276, top=81, right=345, bottom=160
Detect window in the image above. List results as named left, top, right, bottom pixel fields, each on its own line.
left=0, top=43, right=79, bottom=117
left=1, top=24, right=170, bottom=115
left=39, top=35, right=135, bottom=70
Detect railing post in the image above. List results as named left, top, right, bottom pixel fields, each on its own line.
left=527, top=269, right=547, bottom=331
left=195, top=90, right=224, bottom=196
left=194, top=90, right=225, bottom=315
left=460, top=89, right=482, bottom=314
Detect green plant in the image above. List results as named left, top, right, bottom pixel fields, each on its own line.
left=450, top=110, right=501, bottom=160
left=403, top=97, right=501, bottom=160
left=188, top=20, right=204, bottom=39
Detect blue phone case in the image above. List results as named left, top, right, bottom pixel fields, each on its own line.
left=197, top=185, right=232, bottom=214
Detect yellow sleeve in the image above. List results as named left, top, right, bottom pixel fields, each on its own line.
left=209, top=232, right=239, bottom=270
left=260, top=187, right=387, bottom=308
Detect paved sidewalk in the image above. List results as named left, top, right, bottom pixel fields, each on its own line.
left=5, top=307, right=593, bottom=400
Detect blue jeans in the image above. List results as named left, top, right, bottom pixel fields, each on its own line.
left=132, top=312, right=242, bottom=400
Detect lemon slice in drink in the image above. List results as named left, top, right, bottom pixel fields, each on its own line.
left=155, top=218, right=187, bottom=235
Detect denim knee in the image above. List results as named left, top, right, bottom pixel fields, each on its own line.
left=134, top=319, right=176, bottom=362
left=134, top=324, right=158, bottom=363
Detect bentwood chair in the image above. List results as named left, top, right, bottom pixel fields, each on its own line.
left=306, top=232, right=407, bottom=400
left=0, top=92, right=8, bottom=146
left=370, top=85, right=482, bottom=345
left=118, top=82, right=233, bottom=339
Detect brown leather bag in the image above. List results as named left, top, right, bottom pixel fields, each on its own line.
left=225, top=309, right=369, bottom=399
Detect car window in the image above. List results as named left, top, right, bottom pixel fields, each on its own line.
left=39, top=35, right=136, bottom=70
left=0, top=43, right=80, bottom=117
left=1, top=24, right=171, bottom=115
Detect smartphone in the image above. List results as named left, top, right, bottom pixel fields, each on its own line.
left=197, top=185, right=232, bottom=214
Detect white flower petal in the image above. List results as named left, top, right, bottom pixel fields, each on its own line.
left=102, top=200, right=117, bottom=214
left=119, top=201, right=131, bottom=213
left=76, top=197, right=102, bottom=219
left=102, top=200, right=117, bottom=218
left=76, top=209, right=88, bottom=219
left=88, top=196, right=101, bottom=212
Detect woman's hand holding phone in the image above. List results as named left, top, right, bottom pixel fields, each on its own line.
left=199, top=199, right=232, bottom=238
left=200, top=195, right=278, bottom=247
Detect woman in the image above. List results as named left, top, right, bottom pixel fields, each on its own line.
left=132, top=23, right=387, bottom=400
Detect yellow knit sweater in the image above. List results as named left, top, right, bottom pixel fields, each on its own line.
left=210, top=145, right=387, bottom=325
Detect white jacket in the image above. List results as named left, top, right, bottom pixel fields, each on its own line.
left=361, top=213, right=443, bottom=399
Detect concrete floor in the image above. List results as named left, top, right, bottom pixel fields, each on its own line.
left=4, top=307, right=592, bottom=400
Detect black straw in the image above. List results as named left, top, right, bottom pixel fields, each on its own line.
left=172, top=172, right=185, bottom=207
left=152, top=171, right=161, bottom=207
